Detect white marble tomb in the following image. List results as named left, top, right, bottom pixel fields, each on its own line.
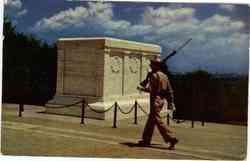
left=46, top=37, right=161, bottom=119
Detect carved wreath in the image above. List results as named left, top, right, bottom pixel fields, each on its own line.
left=110, top=56, right=121, bottom=73
left=143, top=58, right=151, bottom=72
left=129, top=56, right=139, bottom=73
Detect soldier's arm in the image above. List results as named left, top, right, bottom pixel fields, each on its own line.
left=138, top=72, right=153, bottom=93
left=166, top=79, right=174, bottom=104
left=139, top=72, right=152, bottom=87
left=149, top=72, right=161, bottom=95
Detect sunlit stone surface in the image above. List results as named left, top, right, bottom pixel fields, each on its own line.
left=46, top=37, right=161, bottom=119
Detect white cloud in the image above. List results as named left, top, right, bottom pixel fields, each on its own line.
left=143, top=7, right=196, bottom=27
left=32, top=2, right=114, bottom=32
left=200, top=14, right=245, bottom=33
left=32, top=6, right=89, bottom=32
left=5, top=0, right=22, bottom=9
left=88, top=2, right=113, bottom=21
left=31, top=4, right=248, bottom=74
left=219, top=4, right=236, bottom=12
left=4, top=0, right=27, bottom=18
left=140, top=7, right=248, bottom=74
left=17, top=8, right=27, bottom=17
left=141, top=6, right=200, bottom=42
left=102, top=20, right=131, bottom=34
left=126, top=24, right=153, bottom=36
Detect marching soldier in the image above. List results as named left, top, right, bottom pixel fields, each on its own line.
left=137, top=56, right=178, bottom=150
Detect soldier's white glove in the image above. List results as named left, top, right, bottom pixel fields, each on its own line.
left=166, top=103, right=175, bottom=119
left=168, top=103, right=176, bottom=111
left=137, top=85, right=145, bottom=92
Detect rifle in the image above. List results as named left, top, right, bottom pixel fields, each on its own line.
left=138, top=38, right=192, bottom=89
left=161, top=38, right=192, bottom=75
left=162, top=38, right=192, bottom=63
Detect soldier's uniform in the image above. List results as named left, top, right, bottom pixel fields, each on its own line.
left=138, top=58, right=178, bottom=149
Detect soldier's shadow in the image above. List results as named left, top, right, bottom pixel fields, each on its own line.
left=120, top=142, right=169, bottom=150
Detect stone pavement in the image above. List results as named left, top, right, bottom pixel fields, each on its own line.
left=1, top=103, right=248, bottom=160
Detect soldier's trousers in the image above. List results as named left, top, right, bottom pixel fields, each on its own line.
left=142, top=96, right=175, bottom=143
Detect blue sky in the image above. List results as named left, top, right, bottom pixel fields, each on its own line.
left=4, top=0, right=250, bottom=74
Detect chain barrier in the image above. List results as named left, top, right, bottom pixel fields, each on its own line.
left=137, top=103, right=149, bottom=115
left=86, top=104, right=115, bottom=114
left=117, top=104, right=135, bottom=115
left=16, top=95, right=191, bottom=128
left=43, top=97, right=189, bottom=128
left=174, top=119, right=186, bottom=123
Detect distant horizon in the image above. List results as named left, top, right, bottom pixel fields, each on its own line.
left=170, top=71, right=249, bottom=76
left=4, top=0, right=250, bottom=75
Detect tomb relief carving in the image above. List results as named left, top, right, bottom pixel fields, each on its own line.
left=110, top=56, right=122, bottom=73
left=144, top=58, right=151, bottom=72
left=128, top=56, right=139, bottom=74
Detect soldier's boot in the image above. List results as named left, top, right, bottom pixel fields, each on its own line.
left=137, top=140, right=151, bottom=147
left=167, top=138, right=178, bottom=150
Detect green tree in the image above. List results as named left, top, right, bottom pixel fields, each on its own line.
left=3, top=17, right=57, bottom=104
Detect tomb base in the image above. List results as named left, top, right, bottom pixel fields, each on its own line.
left=45, top=95, right=150, bottom=120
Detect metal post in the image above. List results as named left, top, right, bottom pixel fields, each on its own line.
left=113, top=102, right=118, bottom=128
left=81, top=99, right=85, bottom=124
left=134, top=101, right=138, bottom=124
left=191, top=99, right=194, bottom=128
left=201, top=105, right=205, bottom=127
left=201, top=104, right=205, bottom=127
left=191, top=78, right=195, bottom=128
left=191, top=109, right=194, bottom=128
left=19, top=104, right=24, bottom=117
left=191, top=85, right=195, bottom=128
left=167, top=114, right=170, bottom=125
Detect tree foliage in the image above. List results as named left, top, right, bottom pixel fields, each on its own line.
left=3, top=17, right=57, bottom=104
left=172, top=70, right=248, bottom=124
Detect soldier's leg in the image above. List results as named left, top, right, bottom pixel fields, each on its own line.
left=153, top=97, right=175, bottom=142
left=155, top=108, right=175, bottom=142
left=142, top=114, right=155, bottom=144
